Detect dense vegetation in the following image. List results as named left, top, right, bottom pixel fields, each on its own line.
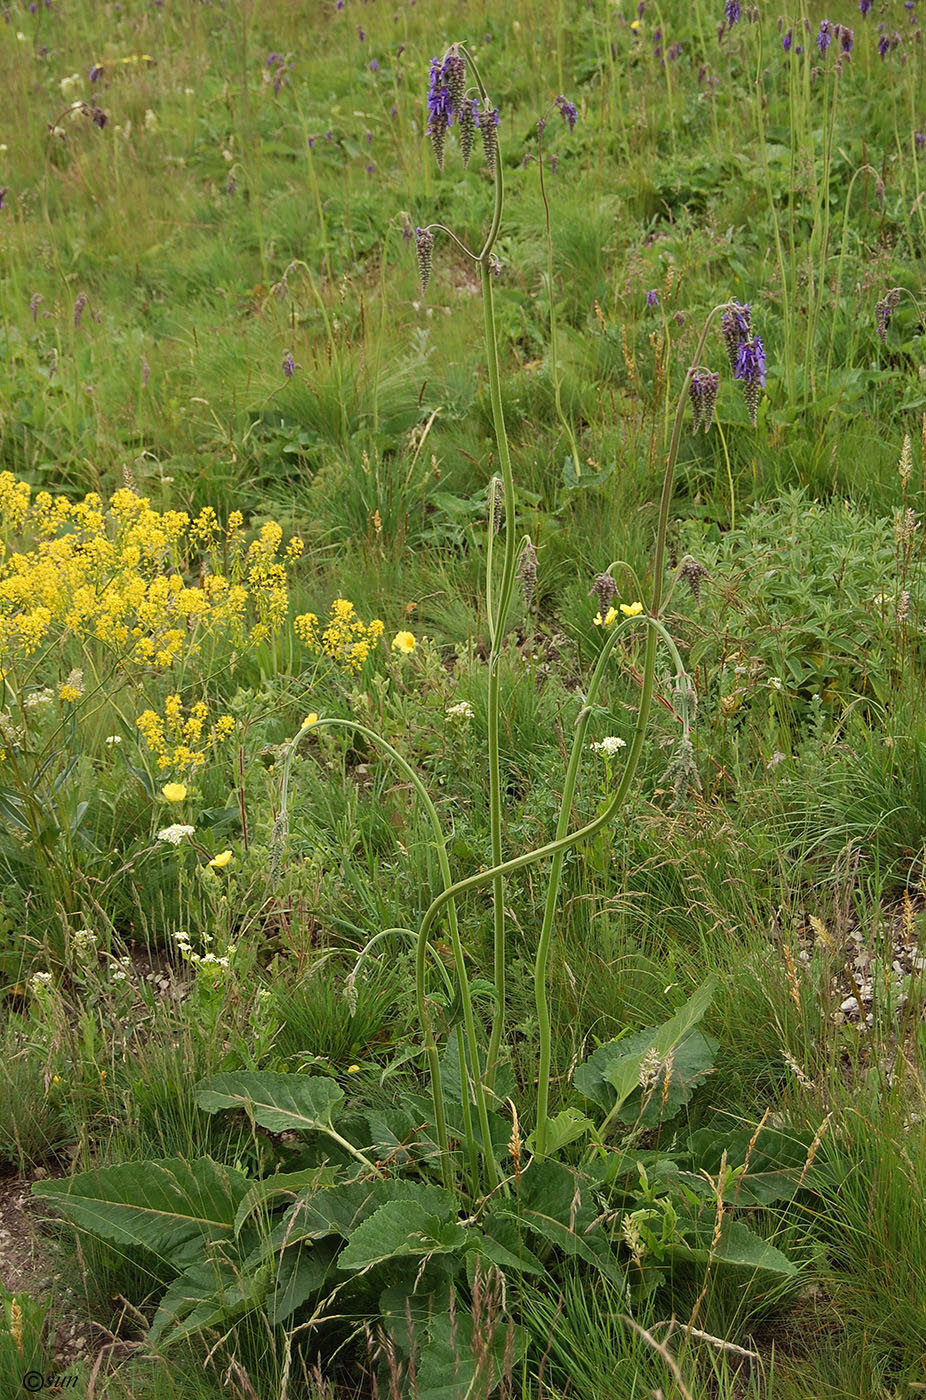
left=0, top=0, right=925, bottom=1396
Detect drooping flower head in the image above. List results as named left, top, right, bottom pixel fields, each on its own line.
left=859, top=0, right=872, bottom=14
left=782, top=27, right=793, bottom=51
left=725, top=0, right=741, bottom=25
left=817, top=19, right=832, bottom=53
left=734, top=336, right=766, bottom=425
left=554, top=94, right=578, bottom=130
left=646, top=289, right=659, bottom=308
left=720, top=301, right=751, bottom=375
left=415, top=227, right=434, bottom=296
left=688, top=369, right=721, bottom=434
left=875, top=288, right=901, bottom=341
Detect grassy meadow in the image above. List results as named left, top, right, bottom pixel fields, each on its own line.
left=0, top=0, right=925, bottom=1395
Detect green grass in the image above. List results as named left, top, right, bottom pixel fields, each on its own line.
left=0, top=0, right=925, bottom=1395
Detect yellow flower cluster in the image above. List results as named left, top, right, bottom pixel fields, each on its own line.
left=294, top=598, right=385, bottom=673
left=136, top=695, right=235, bottom=774
left=0, top=475, right=304, bottom=671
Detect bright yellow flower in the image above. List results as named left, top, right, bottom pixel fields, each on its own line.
left=301, top=713, right=319, bottom=729
left=161, top=782, right=187, bottom=803
left=347, top=1064, right=361, bottom=1074
left=593, top=607, right=618, bottom=627
left=392, top=630, right=416, bottom=655
left=620, top=601, right=644, bottom=617
left=209, top=849, right=233, bottom=869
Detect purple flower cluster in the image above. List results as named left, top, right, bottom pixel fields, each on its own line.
left=725, top=0, right=741, bottom=25
left=554, top=95, right=578, bottom=130
left=426, top=48, right=497, bottom=172
left=859, top=0, right=872, bottom=13
left=818, top=19, right=832, bottom=52
left=646, top=289, right=659, bottom=308
left=266, top=52, right=293, bottom=95
left=721, top=301, right=766, bottom=426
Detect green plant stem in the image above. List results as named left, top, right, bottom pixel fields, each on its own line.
left=281, top=718, right=498, bottom=1194
left=533, top=614, right=690, bottom=1157
left=538, top=127, right=581, bottom=478
left=456, top=42, right=519, bottom=1098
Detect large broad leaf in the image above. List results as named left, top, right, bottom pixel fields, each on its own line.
left=266, top=1238, right=341, bottom=1327
left=414, top=1307, right=522, bottom=1400
left=496, top=1160, right=624, bottom=1287
left=469, top=1215, right=545, bottom=1275
left=340, top=1195, right=467, bottom=1272
left=686, top=1126, right=820, bottom=1205
left=33, top=1157, right=249, bottom=1267
left=149, top=1250, right=255, bottom=1345
left=265, top=1179, right=455, bottom=1254
left=669, top=1220, right=798, bottom=1279
left=195, top=1072, right=345, bottom=1136
left=526, top=1107, right=596, bottom=1156
left=233, top=1165, right=339, bottom=1238
left=574, top=977, right=717, bottom=1125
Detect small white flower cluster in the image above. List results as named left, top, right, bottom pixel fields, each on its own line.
left=104, top=735, right=123, bottom=746
left=589, top=736, right=627, bottom=756
left=157, top=824, right=195, bottom=845
left=29, top=971, right=53, bottom=996
left=173, top=930, right=234, bottom=976
left=24, top=688, right=55, bottom=709
left=446, top=701, right=475, bottom=721
left=72, top=928, right=98, bottom=958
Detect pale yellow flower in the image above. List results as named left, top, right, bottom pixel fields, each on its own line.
left=620, top=601, right=644, bottom=617
left=301, top=712, right=319, bottom=729
left=391, top=630, right=416, bottom=655
left=161, top=782, right=187, bottom=803
left=209, top=849, right=233, bottom=869
left=593, top=606, right=618, bottom=627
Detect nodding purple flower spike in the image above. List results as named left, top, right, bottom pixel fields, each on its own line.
left=554, top=95, right=578, bottom=130
left=721, top=301, right=752, bottom=374
left=459, top=95, right=479, bottom=167
left=0, top=188, right=7, bottom=212
left=89, top=63, right=104, bottom=82
left=689, top=370, right=721, bottom=434
left=282, top=351, right=295, bottom=378
left=817, top=19, right=832, bottom=52
left=783, top=27, right=793, bottom=50
left=358, top=25, right=365, bottom=40
left=878, top=34, right=890, bottom=56
left=840, top=25, right=854, bottom=53
left=415, top=227, right=434, bottom=296
left=859, top=0, right=872, bottom=12
left=369, top=58, right=379, bottom=72
left=73, top=292, right=88, bottom=328
left=91, top=105, right=107, bottom=128
left=481, top=103, right=500, bottom=176
left=734, top=336, right=766, bottom=425
left=916, top=132, right=926, bottom=148
left=876, top=289, right=901, bottom=341
left=30, top=293, right=44, bottom=322
left=646, top=289, right=659, bottom=308
left=725, top=0, right=740, bottom=25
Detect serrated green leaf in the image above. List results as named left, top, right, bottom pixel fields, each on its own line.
left=670, top=1220, right=798, bottom=1278
left=33, top=1157, right=249, bottom=1267
left=340, top=1197, right=466, bottom=1272
left=195, top=1072, right=344, bottom=1135
left=233, top=1165, right=339, bottom=1237
left=526, top=1107, right=595, bottom=1156
left=150, top=1251, right=255, bottom=1345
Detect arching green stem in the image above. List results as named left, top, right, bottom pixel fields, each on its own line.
left=281, top=717, right=497, bottom=1193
